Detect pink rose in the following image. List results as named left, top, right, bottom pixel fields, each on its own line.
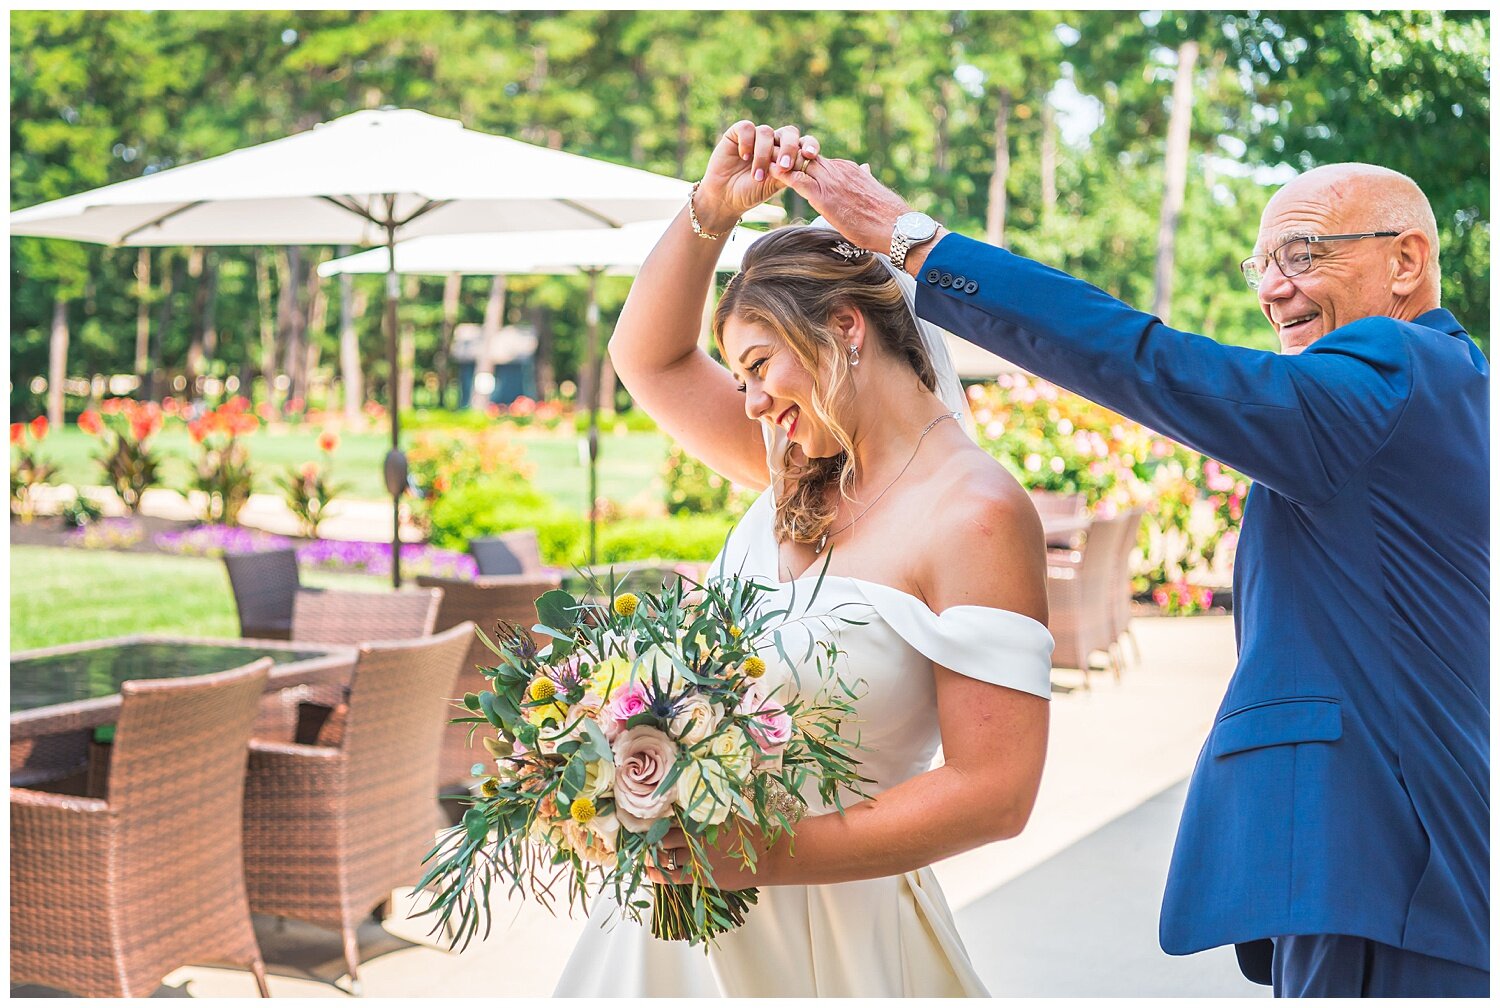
left=602, top=681, right=651, bottom=741
left=610, top=726, right=679, bottom=831
left=737, top=683, right=793, bottom=754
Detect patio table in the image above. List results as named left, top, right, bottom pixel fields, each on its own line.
left=10, top=635, right=357, bottom=782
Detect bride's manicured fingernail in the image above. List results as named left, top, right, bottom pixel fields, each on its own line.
left=754, top=169, right=765, bottom=182
left=779, top=155, right=792, bottom=169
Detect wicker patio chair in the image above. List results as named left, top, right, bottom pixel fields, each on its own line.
left=290, top=586, right=443, bottom=646
left=415, top=573, right=561, bottom=794
left=240, top=621, right=473, bottom=996
left=250, top=587, right=445, bottom=743
left=1045, top=512, right=1137, bottom=688
left=1030, top=490, right=1086, bottom=549
left=11, top=660, right=273, bottom=998
left=223, top=547, right=307, bottom=640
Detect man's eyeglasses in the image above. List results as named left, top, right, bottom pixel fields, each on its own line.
left=1240, top=232, right=1400, bottom=290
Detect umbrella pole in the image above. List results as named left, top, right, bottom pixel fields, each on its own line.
left=381, top=214, right=406, bottom=588
left=585, top=268, right=602, bottom=567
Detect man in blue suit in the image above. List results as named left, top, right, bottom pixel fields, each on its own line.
left=765, top=142, right=1488, bottom=995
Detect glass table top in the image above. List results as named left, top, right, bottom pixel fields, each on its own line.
left=10, top=640, right=329, bottom=713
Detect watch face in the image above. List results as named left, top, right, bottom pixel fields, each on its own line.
left=896, top=211, right=937, bottom=242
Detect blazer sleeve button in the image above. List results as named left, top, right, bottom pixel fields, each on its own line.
left=952, top=275, right=966, bottom=288
left=964, top=280, right=979, bottom=294
left=938, top=273, right=953, bottom=288
left=925, top=268, right=941, bottom=285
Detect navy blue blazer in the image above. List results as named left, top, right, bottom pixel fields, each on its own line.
left=915, top=234, right=1489, bottom=974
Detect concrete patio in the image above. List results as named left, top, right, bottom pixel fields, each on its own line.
left=15, top=613, right=1264, bottom=999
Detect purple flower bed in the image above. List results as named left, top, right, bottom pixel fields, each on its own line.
left=66, top=517, right=145, bottom=550
left=296, top=539, right=477, bottom=579
left=154, top=525, right=293, bottom=558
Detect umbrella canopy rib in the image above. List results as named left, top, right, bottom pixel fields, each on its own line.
left=118, top=201, right=207, bottom=245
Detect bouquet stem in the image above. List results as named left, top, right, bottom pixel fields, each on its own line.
left=650, top=883, right=758, bottom=945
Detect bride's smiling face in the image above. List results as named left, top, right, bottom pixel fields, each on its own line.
left=721, top=314, right=846, bottom=459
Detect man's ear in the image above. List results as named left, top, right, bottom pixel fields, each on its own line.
left=1390, top=228, right=1432, bottom=298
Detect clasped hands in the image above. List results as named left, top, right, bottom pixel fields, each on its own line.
left=695, top=120, right=916, bottom=258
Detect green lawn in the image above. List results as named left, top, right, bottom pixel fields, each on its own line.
left=38, top=425, right=670, bottom=512
left=10, top=545, right=387, bottom=651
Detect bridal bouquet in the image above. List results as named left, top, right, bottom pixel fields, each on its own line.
left=417, top=570, right=868, bottom=950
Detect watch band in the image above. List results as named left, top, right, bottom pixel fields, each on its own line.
left=890, top=231, right=914, bottom=269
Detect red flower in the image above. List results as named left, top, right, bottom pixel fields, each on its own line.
left=300, top=461, right=319, bottom=482
left=29, top=416, right=48, bottom=440
left=362, top=400, right=385, bottom=419
left=230, top=414, right=259, bottom=437
left=485, top=402, right=501, bottom=418
left=10, top=422, right=24, bottom=445
left=226, top=395, right=251, bottom=414
left=256, top=401, right=276, bottom=421
left=433, top=474, right=450, bottom=494
left=509, top=396, right=536, bottom=417
left=317, top=431, right=339, bottom=453
left=187, top=419, right=207, bottom=444
left=101, top=398, right=124, bottom=416
left=78, top=410, right=103, bottom=436
left=285, top=397, right=305, bottom=415
left=1152, top=588, right=1168, bottom=606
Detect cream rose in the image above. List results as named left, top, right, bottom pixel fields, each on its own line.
left=675, top=758, right=734, bottom=826
left=669, top=694, right=719, bottom=746
left=707, top=725, right=753, bottom=778
left=610, top=726, right=680, bottom=831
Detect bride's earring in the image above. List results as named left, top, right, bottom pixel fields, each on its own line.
left=848, top=344, right=861, bottom=366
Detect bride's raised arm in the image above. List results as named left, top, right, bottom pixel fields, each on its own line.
left=608, top=122, right=818, bottom=491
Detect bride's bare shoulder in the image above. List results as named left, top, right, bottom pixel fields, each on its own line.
left=917, top=445, right=1048, bottom=620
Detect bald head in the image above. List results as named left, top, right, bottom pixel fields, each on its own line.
left=1254, top=163, right=1442, bottom=353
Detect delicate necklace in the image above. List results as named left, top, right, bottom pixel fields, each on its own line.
left=814, top=411, right=960, bottom=555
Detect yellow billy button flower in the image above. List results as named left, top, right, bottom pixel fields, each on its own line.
left=528, top=676, right=557, bottom=702
left=614, top=593, right=640, bottom=617
left=743, top=656, right=767, bottom=679
left=570, top=796, right=597, bottom=824
left=728, top=625, right=743, bottom=638
left=480, top=777, right=501, bottom=798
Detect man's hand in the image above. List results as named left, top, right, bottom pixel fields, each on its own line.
left=771, top=154, right=914, bottom=258
left=696, top=121, right=820, bottom=234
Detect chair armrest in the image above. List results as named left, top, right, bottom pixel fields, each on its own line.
left=10, top=787, right=109, bottom=815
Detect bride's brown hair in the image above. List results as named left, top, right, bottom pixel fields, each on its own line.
left=713, top=226, right=939, bottom=546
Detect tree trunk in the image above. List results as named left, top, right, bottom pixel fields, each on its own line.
left=148, top=249, right=177, bottom=401
left=338, top=249, right=363, bottom=425
left=304, top=254, right=328, bottom=403
left=256, top=250, right=277, bottom=398
left=436, top=272, right=461, bottom=409
left=986, top=88, right=1012, bottom=246
left=1040, top=98, right=1058, bottom=220
left=1153, top=39, right=1200, bottom=321
left=134, top=248, right=151, bottom=388
left=186, top=247, right=207, bottom=395
left=276, top=247, right=307, bottom=402
left=47, top=294, right=68, bottom=428
left=398, top=274, right=418, bottom=412
left=532, top=303, right=555, bottom=399
left=470, top=274, right=505, bottom=408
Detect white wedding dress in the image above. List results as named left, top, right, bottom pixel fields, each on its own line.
left=554, top=488, right=1054, bottom=997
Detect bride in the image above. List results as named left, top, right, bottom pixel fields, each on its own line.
left=554, top=121, right=1053, bottom=997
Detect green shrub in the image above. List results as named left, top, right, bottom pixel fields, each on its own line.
left=661, top=443, right=756, bottom=516
left=426, top=476, right=565, bottom=551
left=592, top=514, right=735, bottom=565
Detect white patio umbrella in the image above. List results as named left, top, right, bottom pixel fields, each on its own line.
left=319, top=218, right=766, bottom=564
left=10, top=107, right=756, bottom=585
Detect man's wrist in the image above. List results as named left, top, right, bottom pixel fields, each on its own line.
left=901, top=226, right=948, bottom=277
